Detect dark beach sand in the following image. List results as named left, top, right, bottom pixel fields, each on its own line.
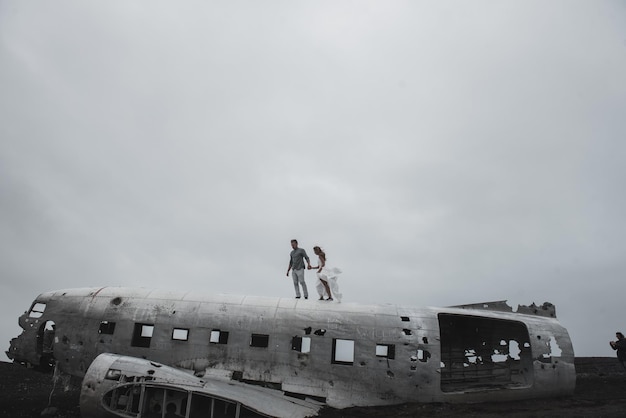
left=0, top=358, right=624, bottom=417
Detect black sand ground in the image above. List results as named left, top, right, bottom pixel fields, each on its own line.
left=0, top=358, right=624, bottom=417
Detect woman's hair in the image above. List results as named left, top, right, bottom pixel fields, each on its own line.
left=313, top=246, right=326, bottom=259
left=617, top=332, right=624, bottom=339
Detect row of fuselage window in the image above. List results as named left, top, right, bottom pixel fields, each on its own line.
left=98, top=320, right=398, bottom=365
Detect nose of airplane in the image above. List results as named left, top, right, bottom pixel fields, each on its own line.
left=6, top=334, right=31, bottom=366
left=7, top=309, right=52, bottom=370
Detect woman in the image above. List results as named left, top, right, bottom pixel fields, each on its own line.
left=310, top=246, right=342, bottom=302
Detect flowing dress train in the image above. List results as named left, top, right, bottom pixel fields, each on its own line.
left=316, top=258, right=342, bottom=302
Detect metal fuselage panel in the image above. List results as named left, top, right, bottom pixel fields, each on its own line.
left=7, top=287, right=575, bottom=408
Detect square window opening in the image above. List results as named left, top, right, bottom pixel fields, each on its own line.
left=292, top=336, right=311, bottom=353
left=172, top=328, right=189, bottom=341
left=251, top=333, right=269, bottom=348
left=376, top=344, right=396, bottom=359
left=332, top=339, right=355, bottom=365
left=131, top=323, right=154, bottom=348
left=210, top=330, right=229, bottom=344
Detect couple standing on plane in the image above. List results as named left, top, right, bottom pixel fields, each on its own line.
left=286, top=239, right=342, bottom=302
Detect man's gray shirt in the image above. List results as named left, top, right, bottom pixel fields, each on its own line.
left=289, top=248, right=310, bottom=270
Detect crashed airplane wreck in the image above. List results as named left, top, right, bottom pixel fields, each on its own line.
left=7, top=287, right=575, bottom=418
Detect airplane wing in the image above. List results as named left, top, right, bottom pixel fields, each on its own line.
left=80, top=353, right=323, bottom=418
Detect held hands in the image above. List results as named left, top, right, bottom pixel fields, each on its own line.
left=307, top=264, right=322, bottom=273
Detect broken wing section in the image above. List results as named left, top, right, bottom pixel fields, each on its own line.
left=80, top=353, right=322, bottom=418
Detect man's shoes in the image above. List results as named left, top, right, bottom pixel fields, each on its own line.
left=319, top=296, right=324, bottom=300
left=296, top=296, right=301, bottom=299
left=304, top=296, right=308, bottom=299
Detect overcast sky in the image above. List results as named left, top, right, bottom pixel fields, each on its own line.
left=1, top=1, right=625, bottom=362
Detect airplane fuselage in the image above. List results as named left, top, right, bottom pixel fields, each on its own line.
left=7, top=287, right=575, bottom=409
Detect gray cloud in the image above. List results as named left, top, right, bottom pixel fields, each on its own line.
left=1, top=1, right=626, bottom=360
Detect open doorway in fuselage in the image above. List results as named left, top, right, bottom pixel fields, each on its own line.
left=36, top=320, right=56, bottom=371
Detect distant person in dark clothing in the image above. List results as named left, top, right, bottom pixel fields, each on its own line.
left=286, top=239, right=311, bottom=299
left=609, top=331, right=626, bottom=370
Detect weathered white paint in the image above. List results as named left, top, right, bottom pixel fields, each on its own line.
left=7, top=287, right=576, bottom=417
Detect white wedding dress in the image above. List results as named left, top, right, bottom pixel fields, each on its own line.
left=316, top=257, right=342, bottom=302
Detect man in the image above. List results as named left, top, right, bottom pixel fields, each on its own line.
left=286, top=239, right=311, bottom=299
left=609, top=331, right=626, bottom=370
